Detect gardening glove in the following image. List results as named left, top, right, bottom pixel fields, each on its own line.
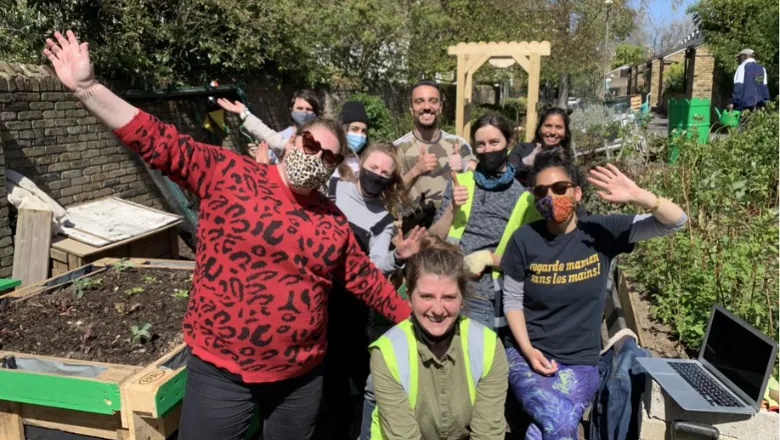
left=464, top=250, right=494, bottom=277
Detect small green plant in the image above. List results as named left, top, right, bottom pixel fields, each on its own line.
left=130, top=322, right=152, bottom=345
left=72, top=277, right=103, bottom=299
left=172, top=289, right=189, bottom=298
left=141, top=275, right=158, bottom=283
left=114, top=259, right=135, bottom=273
left=126, top=286, right=145, bottom=296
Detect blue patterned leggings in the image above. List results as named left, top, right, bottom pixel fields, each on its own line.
left=506, top=347, right=599, bottom=440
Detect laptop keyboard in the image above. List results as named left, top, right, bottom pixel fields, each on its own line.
left=669, top=362, right=745, bottom=407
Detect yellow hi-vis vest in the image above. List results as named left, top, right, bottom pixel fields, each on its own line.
left=446, top=171, right=541, bottom=327
left=368, top=317, right=497, bottom=440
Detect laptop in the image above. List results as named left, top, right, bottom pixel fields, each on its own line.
left=638, top=304, right=778, bottom=414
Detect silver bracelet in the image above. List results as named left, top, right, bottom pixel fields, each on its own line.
left=240, top=109, right=251, bottom=121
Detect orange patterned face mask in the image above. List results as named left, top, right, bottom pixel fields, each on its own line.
left=534, top=194, right=576, bottom=223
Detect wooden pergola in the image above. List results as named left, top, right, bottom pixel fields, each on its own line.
left=447, top=41, right=551, bottom=143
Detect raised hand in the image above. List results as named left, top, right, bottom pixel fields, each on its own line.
left=415, top=145, right=438, bottom=175
left=216, top=98, right=247, bottom=115
left=448, top=147, right=463, bottom=173
left=452, top=182, right=469, bottom=207
left=587, top=163, right=642, bottom=204
left=392, top=226, right=426, bottom=260
left=43, top=31, right=95, bottom=92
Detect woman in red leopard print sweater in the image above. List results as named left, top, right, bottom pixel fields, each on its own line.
left=44, top=31, right=411, bottom=440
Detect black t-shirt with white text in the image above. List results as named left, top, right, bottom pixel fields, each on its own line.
left=501, top=215, right=636, bottom=365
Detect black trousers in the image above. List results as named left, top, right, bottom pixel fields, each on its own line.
left=178, top=351, right=323, bottom=440
left=317, top=287, right=372, bottom=440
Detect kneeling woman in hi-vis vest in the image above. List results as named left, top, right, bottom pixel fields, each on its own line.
left=368, top=236, right=508, bottom=440
left=429, top=114, right=540, bottom=331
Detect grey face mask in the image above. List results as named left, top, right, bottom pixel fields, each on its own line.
left=291, top=111, right=316, bottom=126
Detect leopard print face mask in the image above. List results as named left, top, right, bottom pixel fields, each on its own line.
left=283, top=147, right=334, bottom=192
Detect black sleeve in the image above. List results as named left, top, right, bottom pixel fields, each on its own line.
left=508, top=142, right=535, bottom=185
left=592, top=214, right=636, bottom=257
left=500, top=226, right=530, bottom=280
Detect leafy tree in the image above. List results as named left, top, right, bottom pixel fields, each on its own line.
left=689, top=0, right=779, bottom=96
left=612, top=43, right=648, bottom=68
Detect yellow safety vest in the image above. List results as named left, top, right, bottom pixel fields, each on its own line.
left=446, top=171, right=540, bottom=327
left=368, top=317, right=497, bottom=440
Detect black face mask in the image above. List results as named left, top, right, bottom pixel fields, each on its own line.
left=476, top=149, right=507, bottom=174
left=359, top=169, right=393, bottom=198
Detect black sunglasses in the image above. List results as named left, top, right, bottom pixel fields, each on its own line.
left=532, top=181, right=575, bottom=198
left=301, top=131, right=344, bottom=168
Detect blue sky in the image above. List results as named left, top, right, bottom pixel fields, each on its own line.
left=647, top=0, right=695, bottom=23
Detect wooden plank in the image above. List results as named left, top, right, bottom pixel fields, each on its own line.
left=12, top=209, right=53, bottom=286
left=128, top=412, right=166, bottom=440
left=22, top=403, right=123, bottom=440
left=50, top=247, right=68, bottom=263
left=0, top=368, right=122, bottom=415
left=121, top=345, right=187, bottom=418
left=616, top=267, right=644, bottom=347
left=68, top=253, right=82, bottom=271
left=52, top=223, right=181, bottom=259
left=0, top=278, right=21, bottom=292
left=4, top=267, right=109, bottom=302
left=0, top=400, right=24, bottom=440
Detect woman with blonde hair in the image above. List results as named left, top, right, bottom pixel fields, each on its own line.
left=323, top=141, right=424, bottom=439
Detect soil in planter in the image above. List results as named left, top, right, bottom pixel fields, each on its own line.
left=0, top=267, right=191, bottom=366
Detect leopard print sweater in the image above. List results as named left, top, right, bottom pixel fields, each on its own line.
left=114, top=111, right=411, bottom=383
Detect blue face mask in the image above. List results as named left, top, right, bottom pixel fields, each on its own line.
left=346, top=133, right=367, bottom=153
left=291, top=111, right=316, bottom=127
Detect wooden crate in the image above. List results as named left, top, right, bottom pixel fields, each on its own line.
left=0, top=258, right=193, bottom=440
left=50, top=221, right=182, bottom=277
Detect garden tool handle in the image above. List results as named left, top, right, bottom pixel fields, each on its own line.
left=670, top=420, right=719, bottom=440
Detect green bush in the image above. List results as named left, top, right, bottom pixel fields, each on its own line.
left=345, top=93, right=395, bottom=141
left=664, top=63, right=685, bottom=94
left=588, top=105, right=779, bottom=351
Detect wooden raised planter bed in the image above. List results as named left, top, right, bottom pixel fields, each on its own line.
left=0, top=258, right=195, bottom=440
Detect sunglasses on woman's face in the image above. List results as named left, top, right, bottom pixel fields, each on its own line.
left=532, top=181, right=575, bottom=198
left=301, top=131, right=344, bottom=168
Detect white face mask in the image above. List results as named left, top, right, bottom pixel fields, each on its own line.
left=283, top=147, right=334, bottom=191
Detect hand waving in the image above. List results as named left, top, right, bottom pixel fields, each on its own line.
left=216, top=98, right=247, bottom=115
left=43, top=31, right=95, bottom=92
left=587, top=164, right=641, bottom=204
left=392, top=226, right=426, bottom=260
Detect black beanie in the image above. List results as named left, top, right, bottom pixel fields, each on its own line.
left=339, top=101, right=370, bottom=126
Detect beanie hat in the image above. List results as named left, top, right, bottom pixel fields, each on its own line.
left=339, top=101, right=370, bottom=126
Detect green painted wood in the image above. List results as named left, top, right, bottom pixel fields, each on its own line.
left=0, top=278, right=21, bottom=292
left=155, top=368, right=187, bottom=416
left=0, top=369, right=121, bottom=415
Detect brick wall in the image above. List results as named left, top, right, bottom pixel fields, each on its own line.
left=649, top=59, right=664, bottom=109
left=687, top=45, right=716, bottom=101
left=0, top=63, right=168, bottom=276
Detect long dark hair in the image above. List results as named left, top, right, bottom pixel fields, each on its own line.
left=470, top=114, right=514, bottom=146
left=533, top=107, right=572, bottom=150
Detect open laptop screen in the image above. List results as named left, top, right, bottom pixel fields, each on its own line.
left=703, top=308, right=774, bottom=403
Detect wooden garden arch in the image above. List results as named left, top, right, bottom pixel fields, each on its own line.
left=447, top=41, right=551, bottom=143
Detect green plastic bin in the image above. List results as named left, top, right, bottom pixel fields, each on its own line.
left=667, top=98, right=711, bottom=163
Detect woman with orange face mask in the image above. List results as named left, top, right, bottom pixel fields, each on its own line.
left=500, top=148, right=687, bottom=439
